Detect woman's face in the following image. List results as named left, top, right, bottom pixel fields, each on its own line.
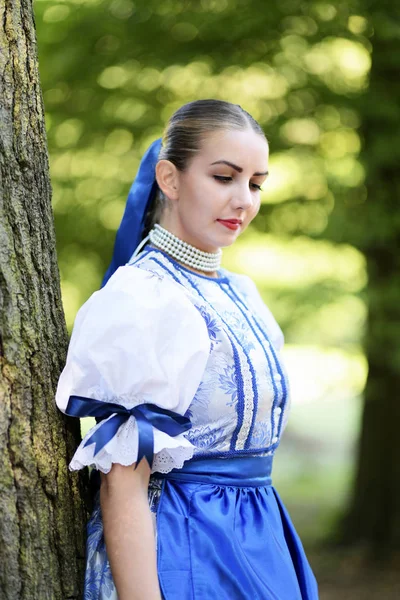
left=159, top=128, right=269, bottom=253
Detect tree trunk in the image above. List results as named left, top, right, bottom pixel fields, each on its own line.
left=0, top=1, right=87, bottom=598
left=341, top=2, right=400, bottom=556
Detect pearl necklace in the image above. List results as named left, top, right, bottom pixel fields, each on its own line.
left=148, top=224, right=222, bottom=273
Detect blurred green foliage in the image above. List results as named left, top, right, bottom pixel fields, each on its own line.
left=35, top=0, right=382, bottom=550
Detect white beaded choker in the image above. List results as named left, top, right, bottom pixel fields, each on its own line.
left=148, top=224, right=222, bottom=273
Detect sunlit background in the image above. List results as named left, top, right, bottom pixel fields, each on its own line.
left=34, top=0, right=395, bottom=595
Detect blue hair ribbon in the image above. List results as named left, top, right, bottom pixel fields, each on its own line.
left=66, top=395, right=192, bottom=470
left=101, top=137, right=162, bottom=287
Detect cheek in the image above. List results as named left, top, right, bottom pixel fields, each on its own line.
left=247, top=197, right=261, bottom=220
left=193, top=184, right=221, bottom=212
left=181, top=188, right=212, bottom=222
left=240, top=207, right=259, bottom=231
left=254, top=198, right=261, bottom=215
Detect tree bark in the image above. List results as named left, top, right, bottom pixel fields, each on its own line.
left=341, top=1, right=400, bottom=556
left=0, top=1, right=87, bottom=598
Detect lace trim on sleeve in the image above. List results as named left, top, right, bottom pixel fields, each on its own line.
left=68, top=415, right=195, bottom=474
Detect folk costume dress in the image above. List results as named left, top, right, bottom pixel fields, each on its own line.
left=56, top=245, right=319, bottom=600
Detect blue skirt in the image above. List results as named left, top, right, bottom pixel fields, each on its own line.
left=84, top=456, right=319, bottom=599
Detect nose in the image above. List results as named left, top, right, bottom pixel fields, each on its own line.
left=231, top=183, right=254, bottom=211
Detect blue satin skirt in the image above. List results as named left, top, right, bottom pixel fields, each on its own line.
left=156, top=455, right=318, bottom=599
left=84, top=455, right=319, bottom=599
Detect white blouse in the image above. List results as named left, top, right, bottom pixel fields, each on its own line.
left=56, top=266, right=211, bottom=474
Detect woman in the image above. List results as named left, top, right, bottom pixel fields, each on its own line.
left=56, top=99, right=319, bottom=599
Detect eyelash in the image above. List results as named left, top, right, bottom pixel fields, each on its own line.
left=213, top=175, right=263, bottom=191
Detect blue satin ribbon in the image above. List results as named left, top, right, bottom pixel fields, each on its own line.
left=65, top=395, right=191, bottom=469
left=101, top=138, right=162, bottom=287
left=156, top=454, right=274, bottom=486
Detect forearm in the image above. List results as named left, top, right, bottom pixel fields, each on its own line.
left=100, top=462, right=162, bottom=600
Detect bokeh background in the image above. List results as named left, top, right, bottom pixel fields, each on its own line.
left=34, top=1, right=400, bottom=597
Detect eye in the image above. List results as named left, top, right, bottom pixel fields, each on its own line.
left=213, top=175, right=232, bottom=183
left=250, top=183, right=263, bottom=191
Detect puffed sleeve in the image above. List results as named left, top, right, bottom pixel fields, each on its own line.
left=55, top=266, right=211, bottom=474
left=232, top=273, right=285, bottom=351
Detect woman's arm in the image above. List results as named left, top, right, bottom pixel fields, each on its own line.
left=100, top=460, right=162, bottom=600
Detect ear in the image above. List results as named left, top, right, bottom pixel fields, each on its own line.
left=155, top=160, right=180, bottom=201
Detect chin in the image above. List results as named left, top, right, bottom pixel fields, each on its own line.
left=219, top=238, right=238, bottom=249
left=219, top=230, right=242, bottom=245
left=211, top=234, right=239, bottom=251
left=194, top=230, right=240, bottom=253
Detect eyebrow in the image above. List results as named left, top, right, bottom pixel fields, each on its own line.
left=210, top=160, right=269, bottom=177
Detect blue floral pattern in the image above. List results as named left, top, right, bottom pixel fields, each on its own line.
left=217, top=364, right=238, bottom=406
left=83, top=480, right=165, bottom=599
left=185, top=378, right=214, bottom=418
left=84, top=495, right=116, bottom=599
left=221, top=311, right=255, bottom=353
left=249, top=421, right=271, bottom=448
left=84, top=565, right=104, bottom=600
left=148, top=477, right=163, bottom=514
left=197, top=305, right=222, bottom=351
left=185, top=425, right=226, bottom=450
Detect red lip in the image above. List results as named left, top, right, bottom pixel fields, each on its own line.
left=217, top=219, right=242, bottom=231
left=218, top=219, right=242, bottom=224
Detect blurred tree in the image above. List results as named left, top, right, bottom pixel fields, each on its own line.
left=0, top=1, right=86, bottom=598
left=339, top=1, right=400, bottom=556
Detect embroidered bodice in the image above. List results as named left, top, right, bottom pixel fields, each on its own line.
left=55, top=246, right=291, bottom=474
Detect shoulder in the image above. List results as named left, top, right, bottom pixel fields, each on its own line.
left=222, top=269, right=258, bottom=294
left=71, top=263, right=209, bottom=350
left=219, top=268, right=261, bottom=302
left=100, top=260, right=193, bottom=309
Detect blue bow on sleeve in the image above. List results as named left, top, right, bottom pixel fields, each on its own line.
left=65, top=395, right=192, bottom=470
